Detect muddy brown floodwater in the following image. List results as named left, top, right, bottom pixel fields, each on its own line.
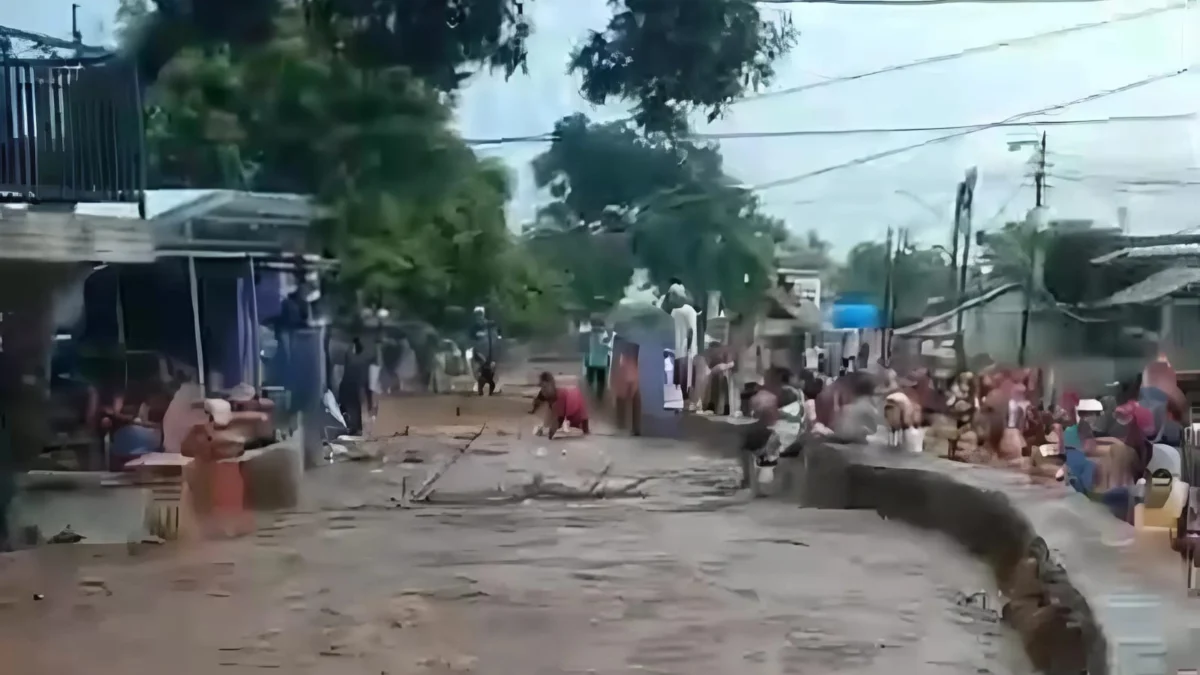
left=0, top=394, right=1032, bottom=675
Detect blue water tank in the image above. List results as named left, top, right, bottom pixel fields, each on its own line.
left=831, top=302, right=881, bottom=329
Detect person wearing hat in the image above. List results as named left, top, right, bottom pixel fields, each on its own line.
left=1063, top=398, right=1104, bottom=450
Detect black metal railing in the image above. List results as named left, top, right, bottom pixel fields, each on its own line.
left=0, top=55, right=145, bottom=205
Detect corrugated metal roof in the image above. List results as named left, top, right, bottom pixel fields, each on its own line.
left=1090, top=266, right=1200, bottom=307
left=1092, top=243, right=1200, bottom=265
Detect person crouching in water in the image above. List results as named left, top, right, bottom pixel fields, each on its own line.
left=531, top=372, right=590, bottom=439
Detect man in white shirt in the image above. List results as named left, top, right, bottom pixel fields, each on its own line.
left=661, top=278, right=689, bottom=314
left=671, top=303, right=698, bottom=400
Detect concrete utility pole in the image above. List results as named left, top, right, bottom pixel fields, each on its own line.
left=950, top=167, right=978, bottom=369
left=882, top=226, right=896, bottom=323
left=1017, top=132, right=1048, bottom=367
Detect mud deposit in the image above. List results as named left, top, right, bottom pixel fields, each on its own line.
left=0, top=424, right=1031, bottom=674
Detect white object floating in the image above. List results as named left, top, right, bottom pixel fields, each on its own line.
left=535, top=447, right=547, bottom=457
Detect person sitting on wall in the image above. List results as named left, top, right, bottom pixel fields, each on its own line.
left=831, top=372, right=885, bottom=443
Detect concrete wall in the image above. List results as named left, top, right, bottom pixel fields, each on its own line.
left=961, top=291, right=1064, bottom=365
left=8, top=486, right=152, bottom=546
left=680, top=415, right=1196, bottom=675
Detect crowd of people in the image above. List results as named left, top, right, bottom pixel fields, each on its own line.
left=738, top=356, right=1192, bottom=524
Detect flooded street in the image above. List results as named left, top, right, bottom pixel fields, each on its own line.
left=0, top=394, right=1031, bottom=674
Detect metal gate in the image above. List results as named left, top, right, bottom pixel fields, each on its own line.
left=0, top=55, right=145, bottom=205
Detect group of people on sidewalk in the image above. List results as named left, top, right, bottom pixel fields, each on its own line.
left=737, top=352, right=1194, bottom=527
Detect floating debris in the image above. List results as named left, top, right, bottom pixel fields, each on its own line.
left=48, top=526, right=84, bottom=544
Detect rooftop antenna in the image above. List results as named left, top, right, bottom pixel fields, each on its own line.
left=71, top=4, right=82, bottom=46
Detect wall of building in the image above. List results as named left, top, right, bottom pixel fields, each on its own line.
left=897, top=290, right=1083, bottom=368
left=1161, top=299, right=1200, bottom=372
left=960, top=291, right=1057, bottom=364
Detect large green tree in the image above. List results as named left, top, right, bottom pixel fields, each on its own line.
left=529, top=114, right=781, bottom=315
left=119, top=0, right=799, bottom=331
left=126, top=0, right=798, bottom=135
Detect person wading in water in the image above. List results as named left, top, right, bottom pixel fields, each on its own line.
left=470, top=306, right=499, bottom=396
left=338, top=337, right=374, bottom=435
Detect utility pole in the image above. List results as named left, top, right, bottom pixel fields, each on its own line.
left=949, top=168, right=977, bottom=370
left=1017, top=132, right=1048, bottom=367
left=883, top=227, right=906, bottom=365
left=882, top=226, right=895, bottom=328
left=952, top=168, right=977, bottom=369
left=878, top=227, right=897, bottom=362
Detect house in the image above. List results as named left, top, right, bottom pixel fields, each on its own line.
left=1088, top=240, right=1200, bottom=372
left=776, top=265, right=822, bottom=307
left=0, top=51, right=157, bottom=475
left=890, top=283, right=1114, bottom=388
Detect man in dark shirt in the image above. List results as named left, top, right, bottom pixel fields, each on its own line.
left=338, top=338, right=373, bottom=435
left=470, top=307, right=499, bottom=396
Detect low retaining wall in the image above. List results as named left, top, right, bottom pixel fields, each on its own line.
left=682, top=414, right=1200, bottom=675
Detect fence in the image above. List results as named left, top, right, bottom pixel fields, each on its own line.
left=0, top=56, right=144, bottom=204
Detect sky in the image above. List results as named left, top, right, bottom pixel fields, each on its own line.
left=6, top=0, right=1199, bottom=253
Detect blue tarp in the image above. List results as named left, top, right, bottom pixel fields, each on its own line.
left=831, top=302, right=881, bottom=329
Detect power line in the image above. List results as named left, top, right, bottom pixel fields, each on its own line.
left=685, top=114, right=1195, bottom=139
left=464, top=112, right=1194, bottom=146
left=740, top=3, right=1182, bottom=105
left=981, top=181, right=1032, bottom=228
left=465, top=2, right=1184, bottom=147
left=756, top=0, right=1114, bottom=4
left=751, top=68, right=1190, bottom=191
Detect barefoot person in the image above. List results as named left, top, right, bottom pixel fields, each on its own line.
left=531, top=372, right=590, bottom=440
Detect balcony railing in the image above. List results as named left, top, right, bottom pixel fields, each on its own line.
left=0, top=55, right=145, bottom=206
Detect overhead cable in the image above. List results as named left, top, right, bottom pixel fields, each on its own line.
left=464, top=112, right=1195, bottom=146
left=466, top=2, right=1184, bottom=147
left=743, top=3, right=1184, bottom=104
left=756, top=0, right=1119, bottom=5
left=684, top=113, right=1196, bottom=139
left=751, top=68, right=1190, bottom=191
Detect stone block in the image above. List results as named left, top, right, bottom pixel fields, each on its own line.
left=8, top=485, right=152, bottom=545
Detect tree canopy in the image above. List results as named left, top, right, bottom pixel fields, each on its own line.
left=572, top=0, right=798, bottom=133
left=126, top=0, right=798, bottom=135
left=528, top=114, right=783, bottom=315
left=123, top=0, right=563, bottom=334
left=116, top=0, right=800, bottom=334
left=837, top=239, right=953, bottom=326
